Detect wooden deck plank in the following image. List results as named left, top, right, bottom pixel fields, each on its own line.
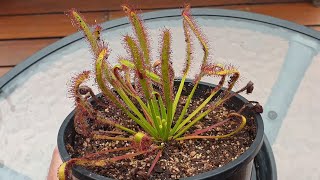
left=0, top=67, right=12, bottom=78
left=0, top=12, right=108, bottom=40
left=309, top=26, right=320, bottom=31
left=0, top=0, right=306, bottom=15
left=0, top=39, right=58, bottom=66
left=109, top=3, right=320, bottom=26
left=0, top=2, right=318, bottom=70
left=0, top=2, right=318, bottom=40
left=2, top=26, right=318, bottom=68
left=224, top=3, right=320, bottom=25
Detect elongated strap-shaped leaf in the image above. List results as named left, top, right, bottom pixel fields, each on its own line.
left=208, top=68, right=240, bottom=108
left=182, top=19, right=192, bottom=76
left=160, top=30, right=174, bottom=140
left=95, top=112, right=137, bottom=135
left=172, top=5, right=213, bottom=132
left=173, top=101, right=222, bottom=139
left=90, top=147, right=135, bottom=159
left=68, top=10, right=100, bottom=56
left=173, top=90, right=217, bottom=138
left=182, top=5, right=209, bottom=67
left=176, top=113, right=246, bottom=140
left=110, top=146, right=159, bottom=162
left=173, top=85, right=228, bottom=139
left=58, top=159, right=108, bottom=180
left=122, top=5, right=151, bottom=68
left=74, top=104, right=91, bottom=136
left=112, top=63, right=159, bottom=136
left=95, top=49, right=156, bottom=136
left=98, top=54, right=145, bottom=128
left=170, top=80, right=200, bottom=135
left=171, top=5, right=212, bottom=135
left=190, top=119, right=230, bottom=136
left=93, top=135, right=133, bottom=141
left=95, top=49, right=126, bottom=109
left=113, top=64, right=137, bottom=96
left=112, top=85, right=158, bottom=137
left=60, top=148, right=142, bottom=180
left=112, top=64, right=156, bottom=127
left=58, top=147, right=133, bottom=180
left=172, top=66, right=227, bottom=136
left=121, top=13, right=165, bottom=129
left=148, top=92, right=164, bottom=139
left=148, top=149, right=163, bottom=175
left=157, top=94, right=167, bottom=121
left=172, top=19, right=193, bottom=118
left=114, top=89, right=156, bottom=136
left=119, top=59, right=161, bottom=83
left=124, top=35, right=152, bottom=100
left=91, top=130, right=124, bottom=135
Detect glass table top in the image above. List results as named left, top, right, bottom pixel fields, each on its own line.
left=0, top=8, right=319, bottom=180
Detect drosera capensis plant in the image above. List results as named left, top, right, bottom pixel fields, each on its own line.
left=58, top=4, right=263, bottom=180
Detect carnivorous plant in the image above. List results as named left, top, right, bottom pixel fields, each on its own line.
left=58, top=5, right=262, bottom=180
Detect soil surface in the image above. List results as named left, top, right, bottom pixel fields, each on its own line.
left=66, top=87, right=257, bottom=180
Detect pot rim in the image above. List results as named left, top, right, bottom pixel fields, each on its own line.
left=58, top=79, right=264, bottom=180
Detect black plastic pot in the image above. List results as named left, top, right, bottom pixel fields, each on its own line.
left=58, top=80, right=265, bottom=180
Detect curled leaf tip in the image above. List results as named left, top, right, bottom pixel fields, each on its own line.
left=251, top=102, right=263, bottom=113
left=58, top=162, right=69, bottom=180
left=99, top=48, right=109, bottom=58
left=95, top=25, right=102, bottom=31
left=133, top=132, right=152, bottom=151
left=122, top=5, right=131, bottom=13
left=78, top=85, right=91, bottom=95
left=66, top=8, right=78, bottom=17
left=246, top=81, right=254, bottom=94
left=69, top=71, right=90, bottom=98
left=122, top=5, right=138, bottom=17
left=182, top=4, right=191, bottom=16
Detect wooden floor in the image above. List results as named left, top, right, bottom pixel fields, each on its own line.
left=1, top=0, right=319, bottom=78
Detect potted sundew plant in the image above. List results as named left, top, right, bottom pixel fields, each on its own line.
left=57, top=5, right=264, bottom=180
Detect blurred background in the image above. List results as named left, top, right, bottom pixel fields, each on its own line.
left=0, top=0, right=319, bottom=78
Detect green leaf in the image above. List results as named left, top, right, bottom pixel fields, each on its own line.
left=124, top=36, right=152, bottom=100
left=69, top=10, right=100, bottom=56
left=182, top=5, right=208, bottom=68
left=172, top=19, right=192, bottom=119
left=95, top=49, right=156, bottom=137
left=160, top=30, right=173, bottom=140
left=119, top=59, right=161, bottom=83
left=122, top=6, right=151, bottom=67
